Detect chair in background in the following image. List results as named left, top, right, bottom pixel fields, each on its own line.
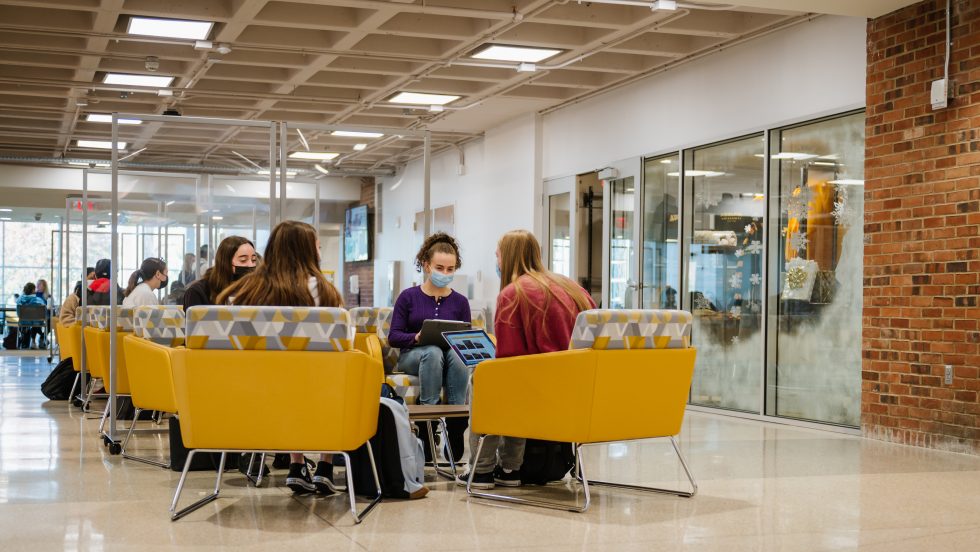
left=169, top=306, right=383, bottom=523
left=466, top=309, right=698, bottom=513
left=16, top=304, right=46, bottom=349
left=350, top=306, right=384, bottom=366
left=120, top=305, right=185, bottom=468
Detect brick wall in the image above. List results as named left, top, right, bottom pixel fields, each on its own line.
left=863, top=0, right=980, bottom=454
left=343, top=178, right=375, bottom=308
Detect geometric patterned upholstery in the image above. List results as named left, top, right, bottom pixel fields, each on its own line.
left=88, top=306, right=135, bottom=331
left=350, top=306, right=378, bottom=334
left=134, top=305, right=185, bottom=347
left=385, top=373, right=420, bottom=405
left=185, top=306, right=353, bottom=351
left=569, top=309, right=692, bottom=350
left=376, top=307, right=400, bottom=372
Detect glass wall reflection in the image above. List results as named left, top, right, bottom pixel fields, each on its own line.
left=549, top=193, right=571, bottom=277
left=642, top=154, right=680, bottom=309
left=767, top=112, right=864, bottom=426
left=687, top=135, right=765, bottom=413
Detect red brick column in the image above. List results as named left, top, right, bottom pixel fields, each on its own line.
left=863, top=0, right=980, bottom=453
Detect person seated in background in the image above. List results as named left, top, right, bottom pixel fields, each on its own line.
left=183, top=236, right=257, bottom=310
left=87, top=259, right=124, bottom=306
left=196, top=244, right=210, bottom=278
left=389, top=232, right=471, bottom=462
left=457, top=229, right=595, bottom=490
left=177, top=253, right=197, bottom=287
left=59, top=268, right=92, bottom=325
left=122, top=258, right=168, bottom=308
left=16, top=282, right=47, bottom=349
left=34, top=279, right=52, bottom=348
left=218, top=221, right=344, bottom=496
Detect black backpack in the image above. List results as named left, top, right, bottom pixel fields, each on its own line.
left=519, top=439, right=576, bottom=485
left=347, top=398, right=423, bottom=499
left=41, top=358, right=77, bottom=400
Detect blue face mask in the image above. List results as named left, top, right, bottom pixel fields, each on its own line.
left=495, top=264, right=501, bottom=278
left=430, top=271, right=453, bottom=289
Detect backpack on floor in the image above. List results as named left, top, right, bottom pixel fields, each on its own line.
left=519, top=439, right=575, bottom=485
left=2, top=327, right=17, bottom=350
left=347, top=397, right=426, bottom=499
left=41, top=358, right=76, bottom=400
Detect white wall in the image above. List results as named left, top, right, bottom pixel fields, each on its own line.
left=377, top=113, right=539, bottom=306
left=542, top=15, right=867, bottom=178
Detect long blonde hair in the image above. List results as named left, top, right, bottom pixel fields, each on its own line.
left=497, top=230, right=592, bottom=333
left=217, top=221, right=342, bottom=308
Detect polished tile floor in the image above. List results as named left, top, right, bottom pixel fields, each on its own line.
left=1, top=355, right=979, bottom=551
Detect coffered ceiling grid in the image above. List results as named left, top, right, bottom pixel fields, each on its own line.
left=0, top=0, right=827, bottom=174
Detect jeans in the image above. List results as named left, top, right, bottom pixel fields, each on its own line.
left=397, top=345, right=469, bottom=406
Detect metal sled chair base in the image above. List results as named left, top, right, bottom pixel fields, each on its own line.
left=423, top=419, right=458, bottom=480
left=465, top=436, right=697, bottom=513
left=171, top=445, right=383, bottom=524
left=120, top=407, right=170, bottom=469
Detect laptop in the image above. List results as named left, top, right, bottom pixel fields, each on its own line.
left=417, top=319, right=471, bottom=348
left=442, top=329, right=496, bottom=367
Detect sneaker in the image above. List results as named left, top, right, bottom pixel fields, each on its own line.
left=493, top=466, right=522, bottom=487
left=285, top=462, right=316, bottom=493
left=238, top=453, right=270, bottom=477
left=455, top=471, right=495, bottom=490
left=312, top=461, right=337, bottom=495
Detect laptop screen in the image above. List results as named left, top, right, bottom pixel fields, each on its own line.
left=443, top=329, right=496, bottom=367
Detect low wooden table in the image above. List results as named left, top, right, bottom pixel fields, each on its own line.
left=406, top=404, right=470, bottom=479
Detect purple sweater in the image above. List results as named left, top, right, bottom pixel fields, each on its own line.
left=389, top=286, right=471, bottom=351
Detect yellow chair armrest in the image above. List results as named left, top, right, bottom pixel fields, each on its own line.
left=123, top=335, right=178, bottom=413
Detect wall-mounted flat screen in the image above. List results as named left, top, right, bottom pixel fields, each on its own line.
left=344, top=205, right=370, bottom=262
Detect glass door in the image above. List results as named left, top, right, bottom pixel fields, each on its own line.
left=608, top=176, right=635, bottom=309
left=641, top=153, right=681, bottom=308
left=548, top=193, right=572, bottom=277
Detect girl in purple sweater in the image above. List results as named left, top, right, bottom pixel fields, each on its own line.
left=390, top=233, right=471, bottom=461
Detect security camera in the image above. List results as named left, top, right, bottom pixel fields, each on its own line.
left=34, top=213, right=42, bottom=221
left=145, top=56, right=160, bottom=72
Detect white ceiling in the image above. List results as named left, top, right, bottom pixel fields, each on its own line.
left=0, top=0, right=896, bottom=175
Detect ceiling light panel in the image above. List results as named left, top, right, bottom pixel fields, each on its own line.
left=471, top=44, right=563, bottom=63
left=128, top=17, right=214, bottom=41
left=353, top=144, right=367, bottom=151
left=331, top=131, right=384, bottom=138
left=388, top=92, right=460, bottom=105
left=86, top=114, right=142, bottom=125
left=289, top=151, right=339, bottom=161
left=76, top=140, right=128, bottom=150
left=103, top=73, right=175, bottom=88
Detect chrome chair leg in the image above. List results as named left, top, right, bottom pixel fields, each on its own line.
left=424, top=419, right=456, bottom=480
left=466, top=437, right=591, bottom=512
left=68, top=373, right=80, bottom=404
left=574, top=437, right=696, bottom=498
left=171, top=451, right=227, bottom=521
left=339, top=443, right=382, bottom=524
left=98, top=400, right=111, bottom=434
left=121, top=407, right=170, bottom=469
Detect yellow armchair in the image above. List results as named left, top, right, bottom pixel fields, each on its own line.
left=168, top=306, right=384, bottom=524
left=466, top=309, right=697, bottom=513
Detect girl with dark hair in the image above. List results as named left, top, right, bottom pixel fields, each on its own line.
left=122, top=258, right=168, bottom=307
left=183, top=236, right=257, bottom=310
left=389, top=232, right=471, bottom=461
left=218, top=220, right=343, bottom=495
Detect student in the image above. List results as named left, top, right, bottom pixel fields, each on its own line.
left=122, top=258, right=168, bottom=308
left=59, top=269, right=91, bottom=325
left=458, top=229, right=595, bottom=489
left=16, top=282, right=46, bottom=349
left=177, top=253, right=197, bottom=287
left=388, top=233, right=471, bottom=461
left=34, top=279, right=52, bottom=348
left=218, top=221, right=343, bottom=495
left=87, top=259, right=124, bottom=307
left=183, top=236, right=257, bottom=310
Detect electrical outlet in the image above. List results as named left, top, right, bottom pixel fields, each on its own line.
left=944, top=365, right=953, bottom=385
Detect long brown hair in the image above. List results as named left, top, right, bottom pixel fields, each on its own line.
left=125, top=257, right=166, bottom=297
left=217, top=220, right=342, bottom=308
left=203, top=236, right=254, bottom=302
left=497, top=229, right=592, bottom=333
left=415, top=232, right=462, bottom=273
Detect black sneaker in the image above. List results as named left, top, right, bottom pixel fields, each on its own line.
left=455, top=471, right=495, bottom=490
left=312, top=461, right=337, bottom=495
left=493, top=466, right=522, bottom=487
left=238, top=453, right=270, bottom=477
left=272, top=453, right=291, bottom=470
left=285, top=462, right=316, bottom=493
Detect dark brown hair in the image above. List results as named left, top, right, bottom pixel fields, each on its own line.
left=414, top=232, right=462, bottom=273
left=125, top=257, right=166, bottom=297
left=218, top=220, right=342, bottom=308
left=203, top=236, right=255, bottom=302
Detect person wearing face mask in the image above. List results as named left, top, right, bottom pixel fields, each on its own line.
left=122, top=258, right=168, bottom=308
left=183, top=236, right=258, bottom=311
left=389, top=232, right=471, bottom=462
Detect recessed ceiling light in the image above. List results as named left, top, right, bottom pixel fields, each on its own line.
left=353, top=144, right=367, bottom=151
left=76, top=140, right=127, bottom=150
left=103, top=73, right=175, bottom=88
left=86, top=114, right=142, bottom=125
left=314, top=164, right=330, bottom=175
left=470, top=44, right=563, bottom=63
left=0, top=217, right=11, bottom=221
left=331, top=130, right=384, bottom=138
left=211, top=216, right=224, bottom=221
left=127, top=17, right=214, bottom=41
left=388, top=92, right=460, bottom=106
left=68, top=161, right=110, bottom=167
left=288, top=151, right=339, bottom=161
left=0, top=208, right=11, bottom=212
left=257, top=169, right=298, bottom=176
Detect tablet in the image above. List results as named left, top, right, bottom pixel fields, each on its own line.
left=417, top=319, right=471, bottom=348
left=443, top=329, right=496, bottom=367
